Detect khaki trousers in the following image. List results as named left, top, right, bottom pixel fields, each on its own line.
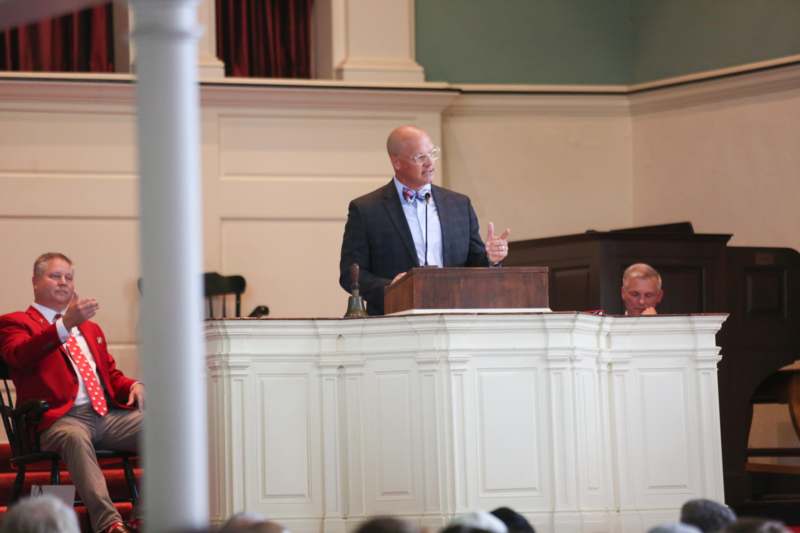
left=41, top=404, right=142, bottom=533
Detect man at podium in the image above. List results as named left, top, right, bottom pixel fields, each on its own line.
left=339, top=125, right=510, bottom=315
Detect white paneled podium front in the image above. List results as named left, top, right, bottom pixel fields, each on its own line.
left=205, top=312, right=727, bottom=533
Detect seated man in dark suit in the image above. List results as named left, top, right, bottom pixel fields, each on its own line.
left=621, top=262, right=663, bottom=316
left=339, top=125, right=510, bottom=315
left=0, top=252, right=144, bottom=533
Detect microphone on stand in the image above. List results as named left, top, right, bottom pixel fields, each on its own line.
left=424, top=192, right=431, bottom=266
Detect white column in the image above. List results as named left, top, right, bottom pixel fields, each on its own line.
left=313, top=0, right=424, bottom=82
left=130, top=0, right=208, bottom=531
left=123, top=0, right=224, bottom=78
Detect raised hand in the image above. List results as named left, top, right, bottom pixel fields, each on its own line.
left=485, top=222, right=511, bottom=265
left=62, top=293, right=99, bottom=330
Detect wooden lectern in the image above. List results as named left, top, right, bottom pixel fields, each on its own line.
left=383, top=266, right=549, bottom=314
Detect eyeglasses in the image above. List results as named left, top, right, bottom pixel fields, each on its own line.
left=406, top=146, right=441, bottom=165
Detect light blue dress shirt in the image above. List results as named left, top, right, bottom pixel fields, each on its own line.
left=393, top=177, right=443, bottom=267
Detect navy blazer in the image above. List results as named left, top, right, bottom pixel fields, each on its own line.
left=339, top=180, right=489, bottom=315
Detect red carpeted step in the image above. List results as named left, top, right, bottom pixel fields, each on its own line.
left=0, top=467, right=142, bottom=502
left=0, top=442, right=141, bottom=532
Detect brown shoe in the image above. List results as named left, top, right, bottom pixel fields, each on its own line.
left=103, top=521, right=133, bottom=533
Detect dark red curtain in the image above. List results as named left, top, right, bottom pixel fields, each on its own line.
left=0, top=3, right=114, bottom=72
left=216, top=0, right=313, bottom=78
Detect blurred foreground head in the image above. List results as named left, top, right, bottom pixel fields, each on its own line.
left=0, top=495, right=80, bottom=533
left=680, top=498, right=737, bottom=532
left=355, top=516, right=420, bottom=533
left=490, top=507, right=535, bottom=533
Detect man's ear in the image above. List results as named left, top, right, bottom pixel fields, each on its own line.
left=390, top=156, right=400, bottom=172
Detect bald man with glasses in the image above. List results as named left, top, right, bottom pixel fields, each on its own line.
left=339, top=125, right=510, bottom=315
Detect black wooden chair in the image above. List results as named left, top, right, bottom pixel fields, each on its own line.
left=139, top=273, right=269, bottom=319
left=0, top=360, right=139, bottom=504
left=204, top=272, right=269, bottom=318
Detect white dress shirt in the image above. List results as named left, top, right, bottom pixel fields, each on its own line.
left=393, top=177, right=444, bottom=267
left=32, top=302, right=100, bottom=407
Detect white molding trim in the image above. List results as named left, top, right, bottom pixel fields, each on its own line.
left=629, top=53, right=800, bottom=92
left=629, top=62, right=800, bottom=115
left=201, top=84, right=459, bottom=112
left=0, top=77, right=136, bottom=105
left=3, top=53, right=799, bottom=98
left=335, top=57, right=425, bottom=82
left=444, top=93, right=631, bottom=118
left=455, top=83, right=629, bottom=94
left=2, top=59, right=796, bottom=118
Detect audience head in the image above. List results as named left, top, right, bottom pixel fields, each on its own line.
left=721, top=518, right=790, bottom=533
left=444, top=511, right=508, bottom=533
left=648, top=524, right=701, bottom=533
left=680, top=498, right=737, bottom=532
left=386, top=126, right=438, bottom=191
left=621, top=262, right=663, bottom=316
left=490, top=507, right=535, bottom=533
left=0, top=494, right=80, bottom=533
left=220, top=512, right=268, bottom=530
left=355, top=516, right=419, bottom=533
left=247, top=522, right=289, bottom=533
left=32, top=252, right=75, bottom=309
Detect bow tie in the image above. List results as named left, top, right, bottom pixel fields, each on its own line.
left=402, top=187, right=430, bottom=203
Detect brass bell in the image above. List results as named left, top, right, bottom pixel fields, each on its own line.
left=344, top=263, right=368, bottom=318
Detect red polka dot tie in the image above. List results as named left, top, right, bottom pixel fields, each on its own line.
left=65, top=334, right=108, bottom=416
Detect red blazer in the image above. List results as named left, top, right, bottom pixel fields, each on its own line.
left=0, top=306, right=136, bottom=431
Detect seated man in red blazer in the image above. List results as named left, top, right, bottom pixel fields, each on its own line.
left=0, top=252, right=144, bottom=533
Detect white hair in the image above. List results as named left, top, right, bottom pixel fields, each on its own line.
left=622, top=262, right=662, bottom=290
left=0, top=495, right=80, bottom=533
left=448, top=511, right=509, bottom=533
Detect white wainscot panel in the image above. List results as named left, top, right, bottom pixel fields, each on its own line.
left=0, top=109, right=137, bottom=175
left=0, top=217, right=140, bottom=343
left=218, top=113, right=403, bottom=178
left=221, top=219, right=345, bottom=318
left=374, top=371, right=414, bottom=499
left=477, top=369, right=541, bottom=495
left=217, top=113, right=410, bottom=219
left=259, top=374, right=312, bottom=501
left=575, top=370, right=604, bottom=499
left=107, top=344, right=140, bottom=380
left=206, top=313, right=728, bottom=533
left=639, top=369, right=692, bottom=495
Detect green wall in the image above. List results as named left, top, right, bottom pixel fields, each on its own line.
left=632, top=0, right=800, bottom=83
left=415, top=0, right=800, bottom=85
left=415, top=0, right=633, bottom=85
